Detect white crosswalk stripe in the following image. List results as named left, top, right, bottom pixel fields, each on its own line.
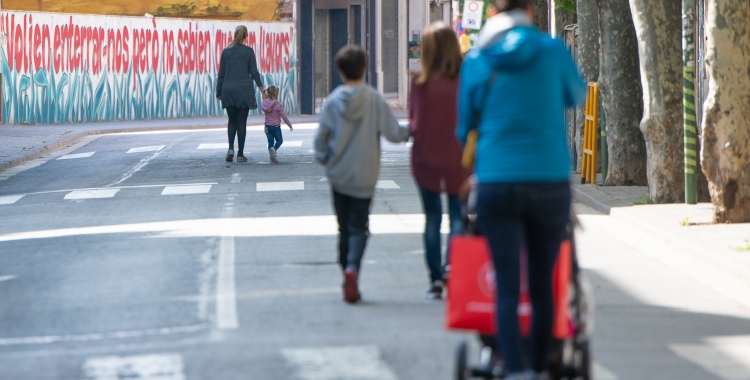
left=282, top=345, right=397, bottom=380
left=197, top=143, right=227, bottom=150
left=64, top=189, right=120, bottom=200
left=127, top=145, right=165, bottom=153
left=57, top=152, right=95, bottom=160
left=0, top=195, right=24, bottom=205
left=376, top=180, right=400, bottom=189
left=284, top=140, right=303, bottom=147
left=161, top=185, right=213, bottom=195
left=83, top=353, right=185, bottom=380
left=257, top=181, right=305, bottom=192
left=670, top=336, right=750, bottom=380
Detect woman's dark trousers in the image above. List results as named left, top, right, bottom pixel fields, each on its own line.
left=475, top=182, right=571, bottom=374
left=226, top=107, right=250, bottom=155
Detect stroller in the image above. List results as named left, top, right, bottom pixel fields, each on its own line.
left=449, top=187, right=594, bottom=380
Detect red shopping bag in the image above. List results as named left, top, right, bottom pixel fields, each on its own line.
left=445, top=235, right=496, bottom=334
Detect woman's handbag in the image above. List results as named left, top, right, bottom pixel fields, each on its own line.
left=461, top=71, right=499, bottom=169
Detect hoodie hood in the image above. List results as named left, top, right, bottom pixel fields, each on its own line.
left=333, top=84, right=371, bottom=123
left=261, top=99, right=280, bottom=112
left=476, top=9, right=540, bottom=70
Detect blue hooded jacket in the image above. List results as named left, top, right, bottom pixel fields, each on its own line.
left=457, top=10, right=586, bottom=184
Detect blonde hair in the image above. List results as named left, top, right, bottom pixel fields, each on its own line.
left=229, top=25, right=248, bottom=48
left=416, top=22, right=462, bottom=85
left=265, top=85, right=279, bottom=100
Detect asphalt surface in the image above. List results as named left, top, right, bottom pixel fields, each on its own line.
left=1, top=124, right=749, bottom=379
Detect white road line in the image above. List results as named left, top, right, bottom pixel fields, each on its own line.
left=0, top=214, right=454, bottom=242
left=83, top=353, right=186, bottom=380
left=127, top=145, right=165, bottom=154
left=257, top=181, right=305, bottom=192
left=161, top=185, right=212, bottom=195
left=231, top=173, right=241, bottom=183
left=0, top=136, right=101, bottom=182
left=0, top=275, right=18, bottom=282
left=216, top=236, right=239, bottom=330
left=376, top=180, right=400, bottom=189
left=282, top=345, right=398, bottom=380
left=57, top=152, right=95, bottom=160
left=593, top=362, right=619, bottom=380
left=0, top=195, right=24, bottom=205
left=671, top=336, right=750, bottom=380
left=0, top=324, right=207, bottom=346
left=284, top=140, right=303, bottom=147
left=64, top=189, right=120, bottom=200
left=197, top=143, right=227, bottom=150
left=108, top=148, right=167, bottom=186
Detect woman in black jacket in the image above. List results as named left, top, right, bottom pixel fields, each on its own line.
left=216, top=25, right=265, bottom=162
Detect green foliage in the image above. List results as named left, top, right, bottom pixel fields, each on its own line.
left=556, top=0, right=576, bottom=13
left=680, top=217, right=690, bottom=226
left=634, top=194, right=654, bottom=205
left=732, top=240, right=750, bottom=252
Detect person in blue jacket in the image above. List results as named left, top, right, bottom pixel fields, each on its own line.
left=456, top=0, right=586, bottom=378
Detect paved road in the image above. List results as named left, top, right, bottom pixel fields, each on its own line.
left=0, top=124, right=749, bottom=379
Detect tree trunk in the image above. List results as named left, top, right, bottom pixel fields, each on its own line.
left=533, top=0, right=550, bottom=32
left=574, top=0, right=599, bottom=172
left=555, top=6, right=577, bottom=36
left=598, top=0, right=647, bottom=186
left=628, top=0, right=684, bottom=202
left=700, top=0, right=750, bottom=223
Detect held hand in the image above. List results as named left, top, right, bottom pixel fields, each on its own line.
left=217, top=96, right=222, bottom=101
left=289, top=126, right=294, bottom=131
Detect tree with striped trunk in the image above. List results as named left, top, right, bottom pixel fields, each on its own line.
left=701, top=0, right=750, bottom=223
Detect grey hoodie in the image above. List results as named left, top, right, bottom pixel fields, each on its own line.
left=314, top=84, right=410, bottom=199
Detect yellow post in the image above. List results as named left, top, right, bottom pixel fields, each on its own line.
left=581, top=83, right=599, bottom=184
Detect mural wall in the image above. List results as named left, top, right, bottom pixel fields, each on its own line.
left=0, top=11, right=297, bottom=125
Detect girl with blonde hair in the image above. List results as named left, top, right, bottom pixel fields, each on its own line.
left=262, top=85, right=293, bottom=163
left=216, top=25, right=265, bottom=162
left=408, top=21, right=471, bottom=299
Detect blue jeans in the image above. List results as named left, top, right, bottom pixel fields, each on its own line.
left=418, top=185, right=463, bottom=283
left=332, top=190, right=371, bottom=272
left=475, top=182, right=570, bottom=374
left=265, top=125, right=283, bottom=150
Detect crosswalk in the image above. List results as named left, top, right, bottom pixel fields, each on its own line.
left=0, top=179, right=406, bottom=205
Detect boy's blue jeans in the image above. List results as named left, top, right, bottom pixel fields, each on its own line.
left=475, top=182, right=570, bottom=374
left=417, top=185, right=463, bottom=283
left=265, top=125, right=283, bottom=150
left=332, top=190, right=371, bottom=272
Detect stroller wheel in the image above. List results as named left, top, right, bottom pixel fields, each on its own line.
left=575, top=340, right=592, bottom=380
left=455, top=340, right=469, bottom=380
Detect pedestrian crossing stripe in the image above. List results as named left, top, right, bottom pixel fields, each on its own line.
left=283, top=140, right=303, bottom=147
left=161, top=185, right=212, bottom=195
left=83, top=353, right=185, bottom=380
left=0, top=195, right=24, bottom=205
left=257, top=181, right=305, bottom=192
left=197, top=143, right=227, bottom=150
left=127, top=145, right=165, bottom=153
left=64, top=189, right=120, bottom=200
left=376, top=180, right=400, bottom=189
left=282, top=345, right=397, bottom=380
left=57, top=152, right=95, bottom=160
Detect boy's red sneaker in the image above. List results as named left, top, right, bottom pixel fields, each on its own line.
left=343, top=267, right=361, bottom=303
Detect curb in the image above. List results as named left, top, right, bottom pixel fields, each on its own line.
left=571, top=186, right=612, bottom=215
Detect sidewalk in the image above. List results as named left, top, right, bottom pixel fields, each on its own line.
left=0, top=110, right=409, bottom=173
left=572, top=184, right=750, bottom=310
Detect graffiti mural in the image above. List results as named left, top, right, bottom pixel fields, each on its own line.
left=0, top=11, right=297, bottom=125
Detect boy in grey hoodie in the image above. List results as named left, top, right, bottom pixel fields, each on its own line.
left=314, top=45, right=410, bottom=304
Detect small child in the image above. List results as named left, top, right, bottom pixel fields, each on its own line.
left=314, top=45, right=410, bottom=304
left=261, top=86, right=293, bottom=164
